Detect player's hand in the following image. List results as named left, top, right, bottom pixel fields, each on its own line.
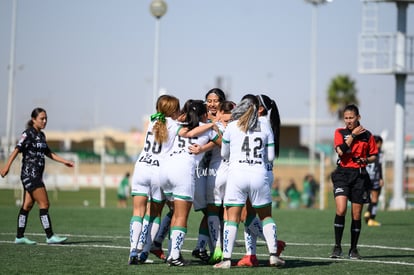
left=0, top=168, right=9, bottom=178
left=352, top=125, right=366, bottom=136
left=188, top=144, right=202, bottom=155
left=64, top=161, right=74, bottom=168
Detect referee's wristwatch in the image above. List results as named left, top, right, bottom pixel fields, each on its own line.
left=351, top=133, right=357, bottom=139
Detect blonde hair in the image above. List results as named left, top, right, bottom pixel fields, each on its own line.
left=237, top=106, right=256, bottom=133
left=232, top=95, right=259, bottom=133
left=153, top=95, right=180, bottom=144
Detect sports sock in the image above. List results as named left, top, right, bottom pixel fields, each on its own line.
left=137, top=215, right=150, bottom=251
left=222, top=221, right=238, bottom=259
left=154, top=212, right=172, bottom=246
left=262, top=217, right=277, bottom=255
left=130, top=216, right=143, bottom=251
left=143, top=216, right=160, bottom=253
left=197, top=228, right=210, bottom=252
left=16, top=208, right=29, bottom=238
left=248, top=216, right=265, bottom=240
left=39, top=208, right=53, bottom=238
left=170, top=226, right=187, bottom=259
left=371, top=202, right=378, bottom=220
left=334, top=215, right=345, bottom=246
left=243, top=226, right=257, bottom=255
left=367, top=203, right=373, bottom=217
left=350, top=219, right=361, bottom=249
left=207, top=213, right=222, bottom=250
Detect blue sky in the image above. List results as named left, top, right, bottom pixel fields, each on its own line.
left=0, top=0, right=413, bottom=144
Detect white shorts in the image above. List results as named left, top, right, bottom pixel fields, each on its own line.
left=224, top=165, right=271, bottom=208
left=160, top=154, right=196, bottom=202
left=193, top=162, right=207, bottom=211
left=207, top=160, right=228, bottom=205
left=131, top=161, right=164, bottom=203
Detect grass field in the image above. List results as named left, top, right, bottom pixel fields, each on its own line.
left=0, top=188, right=413, bottom=274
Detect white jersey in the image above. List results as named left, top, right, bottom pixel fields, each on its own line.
left=259, top=116, right=275, bottom=185
left=206, top=121, right=227, bottom=205
left=208, top=121, right=225, bottom=166
left=160, top=123, right=219, bottom=201
left=131, top=117, right=179, bottom=201
left=221, top=119, right=275, bottom=207
left=136, top=117, right=179, bottom=163
left=222, top=120, right=274, bottom=169
left=169, top=122, right=218, bottom=165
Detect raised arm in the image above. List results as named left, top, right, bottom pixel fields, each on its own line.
left=179, top=122, right=217, bottom=138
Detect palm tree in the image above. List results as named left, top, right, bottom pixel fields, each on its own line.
left=327, top=74, right=359, bottom=120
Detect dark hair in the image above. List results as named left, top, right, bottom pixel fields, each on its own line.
left=185, top=100, right=207, bottom=130
left=257, top=94, right=281, bottom=158
left=219, top=100, right=236, bottom=114
left=180, top=99, right=194, bottom=116
left=205, top=88, right=226, bottom=102
left=343, top=104, right=359, bottom=116
left=240, top=94, right=260, bottom=108
left=27, top=107, right=46, bottom=129
left=374, top=135, right=383, bottom=143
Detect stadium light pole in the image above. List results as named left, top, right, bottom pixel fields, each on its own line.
left=304, top=0, right=332, bottom=174
left=5, top=0, right=18, bottom=157
left=150, top=0, right=167, bottom=109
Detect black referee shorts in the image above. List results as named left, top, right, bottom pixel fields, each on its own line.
left=331, top=166, right=371, bottom=204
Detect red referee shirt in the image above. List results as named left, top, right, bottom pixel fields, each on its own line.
left=334, top=128, right=378, bottom=169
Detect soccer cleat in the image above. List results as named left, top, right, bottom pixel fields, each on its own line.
left=237, top=254, right=259, bottom=267
left=192, top=248, right=210, bottom=263
left=348, top=248, right=362, bottom=259
left=168, top=255, right=189, bottom=266
left=15, top=237, right=36, bottom=245
left=46, top=235, right=67, bottom=244
left=330, top=245, right=343, bottom=258
left=269, top=254, right=285, bottom=267
left=368, top=219, right=381, bottom=227
left=364, top=211, right=371, bottom=224
left=277, top=240, right=286, bottom=256
left=213, top=259, right=231, bottom=269
left=150, top=248, right=166, bottom=260
left=139, top=251, right=149, bottom=263
left=208, top=247, right=223, bottom=265
left=128, top=249, right=139, bottom=265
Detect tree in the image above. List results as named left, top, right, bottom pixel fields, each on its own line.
left=327, top=74, right=359, bottom=120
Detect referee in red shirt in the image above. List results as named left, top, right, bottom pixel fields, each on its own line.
left=330, top=104, right=378, bottom=259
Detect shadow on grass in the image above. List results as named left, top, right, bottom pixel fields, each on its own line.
left=258, top=259, right=334, bottom=268
left=63, top=240, right=113, bottom=245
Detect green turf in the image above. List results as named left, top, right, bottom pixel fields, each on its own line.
left=0, top=189, right=413, bottom=274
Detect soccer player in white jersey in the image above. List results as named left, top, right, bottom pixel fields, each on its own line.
left=128, top=95, right=181, bottom=264
left=191, top=89, right=226, bottom=263
left=128, top=95, right=215, bottom=265
left=204, top=100, right=235, bottom=264
left=213, top=94, right=285, bottom=269
left=160, top=100, right=221, bottom=266
left=237, top=94, right=286, bottom=267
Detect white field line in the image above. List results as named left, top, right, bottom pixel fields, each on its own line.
left=2, top=232, right=413, bottom=252
left=1, top=233, right=414, bottom=267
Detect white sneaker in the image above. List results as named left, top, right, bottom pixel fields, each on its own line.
left=46, top=235, right=67, bottom=244
left=213, top=259, right=231, bottom=269
left=15, top=237, right=36, bottom=245
left=269, top=255, right=285, bottom=267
